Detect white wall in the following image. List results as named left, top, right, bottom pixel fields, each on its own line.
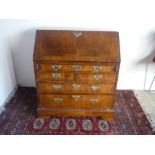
left=0, top=24, right=17, bottom=108
left=0, top=0, right=155, bottom=93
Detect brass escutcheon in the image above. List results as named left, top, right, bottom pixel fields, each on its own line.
left=73, top=32, right=82, bottom=38
left=72, top=84, right=81, bottom=89
left=72, top=65, right=81, bottom=71
left=51, top=73, right=61, bottom=78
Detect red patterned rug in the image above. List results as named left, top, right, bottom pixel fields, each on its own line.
left=0, top=87, right=154, bottom=135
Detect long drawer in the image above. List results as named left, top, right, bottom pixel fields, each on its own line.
left=39, top=94, right=114, bottom=109
left=37, top=63, right=116, bottom=73
left=37, top=82, right=114, bottom=94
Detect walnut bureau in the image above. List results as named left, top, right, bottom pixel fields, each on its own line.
left=33, top=30, right=120, bottom=120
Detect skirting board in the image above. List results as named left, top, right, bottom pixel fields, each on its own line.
left=0, top=86, right=18, bottom=114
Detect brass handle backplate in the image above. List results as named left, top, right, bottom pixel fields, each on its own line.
left=53, top=98, right=63, bottom=103
left=91, top=85, right=100, bottom=91
left=52, top=65, right=61, bottom=71
left=93, top=66, right=102, bottom=71
left=72, top=65, right=81, bottom=71
left=52, top=84, right=62, bottom=90
left=72, top=95, right=81, bottom=101
left=90, top=98, right=99, bottom=104
left=51, top=73, right=61, bottom=78
left=93, top=74, right=103, bottom=80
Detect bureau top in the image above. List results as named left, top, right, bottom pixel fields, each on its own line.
left=33, top=30, right=120, bottom=62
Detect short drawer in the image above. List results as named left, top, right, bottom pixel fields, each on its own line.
left=37, top=83, right=114, bottom=94
left=37, top=63, right=116, bottom=73
left=77, top=73, right=116, bottom=83
left=39, top=94, right=114, bottom=109
left=36, top=72, right=74, bottom=82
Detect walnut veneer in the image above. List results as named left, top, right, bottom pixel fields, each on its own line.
left=33, top=30, right=120, bottom=120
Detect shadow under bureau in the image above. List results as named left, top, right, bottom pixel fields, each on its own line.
left=33, top=30, right=120, bottom=120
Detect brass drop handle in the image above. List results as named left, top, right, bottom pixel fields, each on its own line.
left=90, top=98, right=99, bottom=104
left=93, top=66, right=102, bottom=71
left=51, top=73, right=61, bottom=78
left=52, top=84, right=62, bottom=90
left=52, top=65, right=61, bottom=71
left=72, top=65, right=81, bottom=71
left=91, top=85, right=100, bottom=91
left=53, top=98, right=63, bottom=103
left=93, top=74, right=103, bottom=80
left=72, top=95, right=81, bottom=101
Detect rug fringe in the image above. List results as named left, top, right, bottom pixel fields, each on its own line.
left=133, top=90, right=155, bottom=132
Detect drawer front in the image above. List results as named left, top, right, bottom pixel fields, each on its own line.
left=77, top=73, right=116, bottom=83
left=38, top=64, right=115, bottom=73
left=39, top=94, right=114, bottom=109
left=37, top=83, right=114, bottom=94
left=36, top=72, right=74, bottom=82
